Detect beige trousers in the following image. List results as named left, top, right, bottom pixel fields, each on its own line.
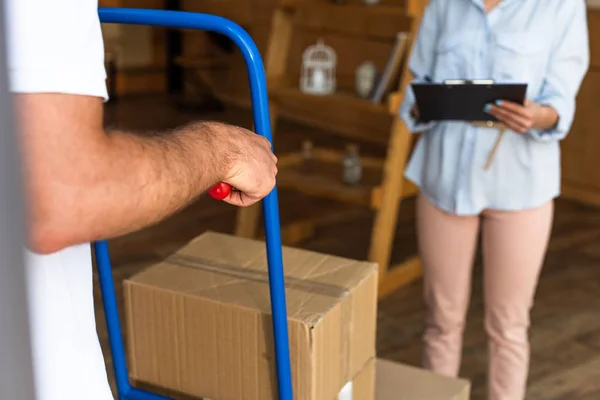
left=416, top=194, right=554, bottom=400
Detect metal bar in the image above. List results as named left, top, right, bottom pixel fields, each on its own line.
left=0, top=0, right=38, bottom=397
left=97, top=8, right=293, bottom=400
left=94, top=241, right=169, bottom=400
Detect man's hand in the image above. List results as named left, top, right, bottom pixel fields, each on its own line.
left=484, top=100, right=559, bottom=134
left=215, top=124, right=278, bottom=207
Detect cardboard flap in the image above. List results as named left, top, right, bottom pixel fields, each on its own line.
left=375, top=359, right=470, bottom=400
left=129, top=232, right=377, bottom=324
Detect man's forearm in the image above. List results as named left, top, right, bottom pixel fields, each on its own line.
left=30, top=122, right=232, bottom=253
left=85, top=123, right=226, bottom=237
left=20, top=93, right=277, bottom=254
left=29, top=122, right=229, bottom=253
left=18, top=93, right=236, bottom=253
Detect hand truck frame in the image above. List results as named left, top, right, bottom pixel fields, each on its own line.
left=96, top=8, right=293, bottom=400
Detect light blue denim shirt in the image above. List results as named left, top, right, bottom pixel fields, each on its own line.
left=400, top=0, right=590, bottom=216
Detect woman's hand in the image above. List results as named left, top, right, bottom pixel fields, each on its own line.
left=410, top=104, right=420, bottom=119
left=485, top=100, right=558, bottom=134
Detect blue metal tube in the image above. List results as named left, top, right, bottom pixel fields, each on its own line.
left=97, top=8, right=293, bottom=400
left=94, top=241, right=170, bottom=400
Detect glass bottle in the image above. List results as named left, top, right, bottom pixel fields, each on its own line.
left=342, top=144, right=362, bottom=185
left=301, top=140, right=314, bottom=172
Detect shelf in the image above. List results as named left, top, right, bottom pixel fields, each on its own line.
left=276, top=148, right=418, bottom=209
left=269, top=80, right=393, bottom=145
left=174, top=56, right=229, bottom=70
left=280, top=1, right=411, bottom=42
left=234, top=0, right=424, bottom=297
left=270, top=81, right=389, bottom=114
left=309, top=148, right=385, bottom=169
left=277, top=164, right=377, bottom=207
left=260, top=208, right=369, bottom=246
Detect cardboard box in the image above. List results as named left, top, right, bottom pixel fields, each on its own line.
left=375, top=359, right=470, bottom=400
left=125, top=232, right=378, bottom=400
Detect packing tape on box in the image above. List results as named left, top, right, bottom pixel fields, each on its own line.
left=165, top=253, right=350, bottom=299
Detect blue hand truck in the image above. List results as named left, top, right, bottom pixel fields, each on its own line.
left=96, top=8, right=293, bottom=400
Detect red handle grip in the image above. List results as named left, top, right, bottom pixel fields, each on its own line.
left=208, top=182, right=232, bottom=200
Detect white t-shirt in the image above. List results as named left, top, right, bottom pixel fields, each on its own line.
left=5, top=1, right=113, bottom=399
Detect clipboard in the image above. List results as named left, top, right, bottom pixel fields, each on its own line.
left=412, top=80, right=527, bottom=122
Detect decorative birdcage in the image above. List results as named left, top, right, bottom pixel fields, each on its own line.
left=300, top=39, right=337, bottom=95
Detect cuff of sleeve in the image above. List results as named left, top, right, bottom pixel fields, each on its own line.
left=528, top=96, right=573, bottom=142
left=9, top=63, right=109, bottom=102
left=399, top=85, right=436, bottom=133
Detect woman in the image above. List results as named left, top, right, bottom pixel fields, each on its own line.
left=400, top=1, right=589, bottom=399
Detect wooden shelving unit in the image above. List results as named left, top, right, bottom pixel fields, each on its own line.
left=236, top=0, right=428, bottom=299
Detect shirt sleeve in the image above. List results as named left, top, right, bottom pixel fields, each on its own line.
left=398, top=0, right=440, bottom=133
left=529, top=0, right=589, bottom=142
left=5, top=0, right=108, bottom=100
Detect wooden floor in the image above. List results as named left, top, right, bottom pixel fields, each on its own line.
left=97, top=96, right=600, bottom=399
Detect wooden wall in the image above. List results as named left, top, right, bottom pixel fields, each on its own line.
left=99, top=0, right=167, bottom=95
left=178, top=0, right=277, bottom=103
left=561, top=9, right=600, bottom=206
left=98, top=0, right=409, bottom=100
left=98, top=0, right=275, bottom=96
